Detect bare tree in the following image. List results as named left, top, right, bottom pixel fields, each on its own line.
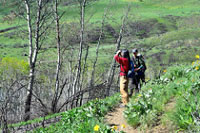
left=24, top=0, right=53, bottom=121
left=89, top=2, right=110, bottom=88
left=78, top=45, right=89, bottom=106
left=0, top=80, right=26, bottom=133
left=24, top=0, right=35, bottom=121
left=71, top=0, right=87, bottom=108
left=106, top=5, right=131, bottom=97
left=87, top=2, right=111, bottom=101
left=51, top=0, right=65, bottom=113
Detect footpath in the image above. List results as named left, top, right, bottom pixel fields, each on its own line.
left=105, top=98, right=176, bottom=133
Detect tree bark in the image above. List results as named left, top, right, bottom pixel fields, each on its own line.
left=78, top=45, right=89, bottom=106
left=24, top=0, right=42, bottom=121
left=72, top=0, right=86, bottom=108
left=51, top=0, right=61, bottom=113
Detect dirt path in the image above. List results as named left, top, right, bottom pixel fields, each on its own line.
left=105, top=106, right=139, bottom=133
left=105, top=98, right=176, bottom=133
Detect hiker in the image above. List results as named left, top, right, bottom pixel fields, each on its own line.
left=131, top=48, right=147, bottom=94
left=114, top=49, right=131, bottom=106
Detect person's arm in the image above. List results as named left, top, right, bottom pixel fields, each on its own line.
left=114, top=50, right=122, bottom=64
left=134, top=67, right=140, bottom=72
left=140, top=55, right=147, bottom=69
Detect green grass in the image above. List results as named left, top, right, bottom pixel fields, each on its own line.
left=8, top=112, right=65, bottom=128
left=0, top=0, right=200, bottom=78
left=124, top=58, right=200, bottom=131
left=33, top=94, right=120, bottom=133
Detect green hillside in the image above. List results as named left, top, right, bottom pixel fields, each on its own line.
left=124, top=57, right=200, bottom=132
left=6, top=57, right=200, bottom=132
left=1, top=1, right=200, bottom=131
left=1, top=0, right=200, bottom=77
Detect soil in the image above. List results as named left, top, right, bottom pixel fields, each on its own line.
left=105, top=98, right=176, bottom=133
left=105, top=106, right=139, bottom=133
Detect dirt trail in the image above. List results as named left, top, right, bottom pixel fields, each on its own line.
left=105, top=98, right=176, bottom=133
left=105, top=106, right=139, bottom=133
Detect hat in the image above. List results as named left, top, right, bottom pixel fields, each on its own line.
left=132, top=48, right=138, bottom=53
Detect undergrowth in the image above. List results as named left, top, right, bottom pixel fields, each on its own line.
left=32, top=94, right=123, bottom=133
left=124, top=56, right=200, bottom=132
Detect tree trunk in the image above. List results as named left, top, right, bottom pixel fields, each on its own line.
left=24, top=0, right=42, bottom=121
left=88, top=4, right=110, bottom=100
left=79, top=45, right=89, bottom=106
left=51, top=0, right=61, bottom=113
left=71, top=0, right=86, bottom=108
left=24, top=0, right=33, bottom=121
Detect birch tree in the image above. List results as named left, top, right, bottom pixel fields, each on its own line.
left=24, top=0, right=53, bottom=121
left=51, top=0, right=62, bottom=113
left=71, top=0, right=87, bottom=107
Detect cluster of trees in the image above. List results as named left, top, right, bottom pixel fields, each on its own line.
left=0, top=0, right=131, bottom=132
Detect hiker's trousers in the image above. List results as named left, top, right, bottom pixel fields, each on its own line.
left=120, top=76, right=129, bottom=105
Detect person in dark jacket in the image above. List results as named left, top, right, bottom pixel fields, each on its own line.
left=131, top=48, right=147, bottom=94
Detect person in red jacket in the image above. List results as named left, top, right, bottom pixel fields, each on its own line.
left=114, top=49, right=130, bottom=106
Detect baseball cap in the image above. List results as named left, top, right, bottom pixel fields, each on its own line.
left=132, top=48, right=138, bottom=53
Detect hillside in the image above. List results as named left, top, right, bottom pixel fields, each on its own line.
left=6, top=57, right=200, bottom=132
left=1, top=0, right=200, bottom=132
left=0, top=0, right=200, bottom=77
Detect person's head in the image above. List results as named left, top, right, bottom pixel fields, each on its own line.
left=132, top=48, right=138, bottom=56
left=121, top=49, right=130, bottom=58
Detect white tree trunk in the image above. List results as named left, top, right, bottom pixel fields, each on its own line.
left=51, top=0, right=61, bottom=113
left=24, top=0, right=42, bottom=121
left=72, top=0, right=86, bottom=106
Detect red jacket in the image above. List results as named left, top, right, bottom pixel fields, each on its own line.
left=114, top=55, right=129, bottom=76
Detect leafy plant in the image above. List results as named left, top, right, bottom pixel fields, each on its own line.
left=33, top=94, right=121, bottom=133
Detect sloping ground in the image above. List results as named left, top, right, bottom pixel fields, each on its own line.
left=13, top=95, right=121, bottom=133
left=146, top=98, right=176, bottom=133
left=108, top=60, right=200, bottom=133
left=4, top=60, right=200, bottom=132
left=105, top=106, right=138, bottom=133
left=8, top=117, right=61, bottom=133
left=105, top=98, right=176, bottom=133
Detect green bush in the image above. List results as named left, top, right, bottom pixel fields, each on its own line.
left=0, top=57, right=29, bottom=80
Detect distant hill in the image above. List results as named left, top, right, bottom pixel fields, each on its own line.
left=0, top=0, right=200, bottom=77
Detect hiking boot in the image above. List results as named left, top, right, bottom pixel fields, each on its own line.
left=119, top=104, right=128, bottom=108
left=129, top=89, right=134, bottom=97
left=119, top=104, right=125, bottom=108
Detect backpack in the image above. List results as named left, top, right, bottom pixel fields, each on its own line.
left=133, top=54, right=147, bottom=71
left=127, top=60, right=135, bottom=78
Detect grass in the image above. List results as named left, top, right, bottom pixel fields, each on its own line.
left=124, top=57, right=200, bottom=131
left=0, top=0, right=200, bottom=62
left=1, top=1, right=200, bottom=132
left=5, top=94, right=120, bottom=132
left=32, top=94, right=121, bottom=133
left=8, top=112, right=65, bottom=128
